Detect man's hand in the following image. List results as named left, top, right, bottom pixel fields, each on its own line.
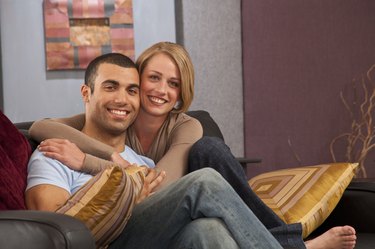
left=38, top=138, right=85, bottom=171
left=137, top=168, right=166, bottom=204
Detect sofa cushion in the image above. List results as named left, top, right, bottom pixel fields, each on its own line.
left=248, top=162, right=358, bottom=238
left=56, top=165, right=144, bottom=248
left=0, top=111, right=31, bottom=210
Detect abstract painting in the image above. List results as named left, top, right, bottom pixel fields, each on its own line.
left=43, top=0, right=134, bottom=70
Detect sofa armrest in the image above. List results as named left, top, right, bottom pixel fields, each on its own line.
left=311, top=180, right=375, bottom=235
left=0, top=210, right=95, bottom=249
left=236, top=157, right=262, bottom=169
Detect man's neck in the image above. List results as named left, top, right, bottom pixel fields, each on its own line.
left=81, top=123, right=126, bottom=152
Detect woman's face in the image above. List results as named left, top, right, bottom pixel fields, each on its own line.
left=140, top=53, right=181, bottom=118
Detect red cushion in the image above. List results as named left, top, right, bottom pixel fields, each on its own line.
left=0, top=111, right=31, bottom=210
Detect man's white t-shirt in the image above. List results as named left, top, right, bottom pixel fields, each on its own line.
left=26, top=146, right=155, bottom=195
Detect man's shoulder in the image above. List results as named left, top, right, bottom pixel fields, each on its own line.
left=29, top=150, right=58, bottom=165
left=28, top=149, right=51, bottom=165
left=29, top=149, right=45, bottom=160
left=122, top=146, right=155, bottom=168
left=27, top=149, right=90, bottom=194
left=28, top=150, right=72, bottom=174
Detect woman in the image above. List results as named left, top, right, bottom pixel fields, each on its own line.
left=30, top=42, right=356, bottom=249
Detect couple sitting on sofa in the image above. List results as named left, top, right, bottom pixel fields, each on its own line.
left=3, top=42, right=356, bottom=248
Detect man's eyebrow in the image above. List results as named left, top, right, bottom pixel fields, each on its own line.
left=128, top=83, right=140, bottom=89
left=102, top=79, right=119, bottom=85
left=101, top=80, right=139, bottom=89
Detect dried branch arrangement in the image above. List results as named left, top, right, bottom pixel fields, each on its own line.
left=330, top=64, right=375, bottom=178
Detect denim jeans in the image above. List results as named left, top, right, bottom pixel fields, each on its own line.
left=188, top=137, right=305, bottom=249
left=109, top=168, right=282, bottom=249
left=169, top=218, right=239, bottom=249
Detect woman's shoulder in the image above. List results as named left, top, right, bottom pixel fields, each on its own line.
left=166, top=113, right=203, bottom=138
left=170, top=112, right=202, bottom=128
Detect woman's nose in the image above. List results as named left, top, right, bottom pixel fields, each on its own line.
left=155, top=81, right=167, bottom=94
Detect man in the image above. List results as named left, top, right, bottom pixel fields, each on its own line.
left=25, top=53, right=283, bottom=249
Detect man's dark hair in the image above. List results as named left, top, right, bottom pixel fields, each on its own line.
left=84, top=53, right=137, bottom=92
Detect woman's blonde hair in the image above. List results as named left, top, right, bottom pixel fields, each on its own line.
left=136, top=42, right=194, bottom=113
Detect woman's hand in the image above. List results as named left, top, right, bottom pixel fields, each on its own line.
left=137, top=168, right=166, bottom=203
left=38, top=138, right=85, bottom=171
left=110, top=152, right=132, bottom=169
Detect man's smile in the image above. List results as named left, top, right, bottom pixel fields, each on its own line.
left=108, top=108, right=130, bottom=117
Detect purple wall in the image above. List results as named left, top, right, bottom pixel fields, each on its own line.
left=242, top=0, right=375, bottom=178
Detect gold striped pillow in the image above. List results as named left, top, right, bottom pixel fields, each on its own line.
left=56, top=165, right=144, bottom=248
left=248, top=163, right=358, bottom=238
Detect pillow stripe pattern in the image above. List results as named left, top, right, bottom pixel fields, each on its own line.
left=56, top=165, right=144, bottom=248
left=249, top=163, right=358, bottom=238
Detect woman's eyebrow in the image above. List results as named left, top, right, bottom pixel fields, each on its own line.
left=148, top=70, right=162, bottom=75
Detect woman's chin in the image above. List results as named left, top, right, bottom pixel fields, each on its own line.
left=142, top=106, right=171, bottom=118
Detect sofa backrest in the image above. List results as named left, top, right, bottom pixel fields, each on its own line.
left=186, top=110, right=224, bottom=140
left=14, top=121, right=38, bottom=152
left=14, top=110, right=225, bottom=152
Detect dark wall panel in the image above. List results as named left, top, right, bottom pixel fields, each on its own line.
left=0, top=24, right=3, bottom=111
left=243, top=0, right=375, bottom=178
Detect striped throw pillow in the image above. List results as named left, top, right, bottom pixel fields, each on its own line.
left=56, top=165, right=144, bottom=248
left=248, top=163, right=358, bottom=238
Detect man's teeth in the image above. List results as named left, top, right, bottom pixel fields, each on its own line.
left=150, top=96, right=166, bottom=104
left=110, top=110, right=128, bottom=115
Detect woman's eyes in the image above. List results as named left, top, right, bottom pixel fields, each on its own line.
left=169, top=81, right=180, bottom=88
left=149, top=75, right=160, bottom=81
left=147, top=74, right=180, bottom=88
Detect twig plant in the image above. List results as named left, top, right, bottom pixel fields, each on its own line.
left=330, top=64, right=375, bottom=178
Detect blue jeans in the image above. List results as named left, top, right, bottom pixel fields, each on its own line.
left=109, top=168, right=282, bottom=249
left=188, top=137, right=305, bottom=249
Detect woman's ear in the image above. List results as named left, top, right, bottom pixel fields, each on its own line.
left=174, top=99, right=182, bottom=110
left=81, top=84, right=91, bottom=102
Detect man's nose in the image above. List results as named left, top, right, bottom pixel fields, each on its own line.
left=114, top=90, right=129, bottom=104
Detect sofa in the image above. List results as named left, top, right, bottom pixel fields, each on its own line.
left=2, top=110, right=375, bottom=248
left=0, top=110, right=95, bottom=249
left=189, top=111, right=375, bottom=249
left=310, top=180, right=375, bottom=248
left=0, top=210, right=95, bottom=249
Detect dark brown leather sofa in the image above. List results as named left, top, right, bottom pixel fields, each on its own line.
left=190, top=110, right=375, bottom=249
left=3, top=110, right=375, bottom=249
left=0, top=210, right=95, bottom=249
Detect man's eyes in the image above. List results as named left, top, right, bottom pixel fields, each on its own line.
left=104, top=85, right=116, bottom=91
left=103, top=84, right=138, bottom=95
left=128, top=87, right=139, bottom=95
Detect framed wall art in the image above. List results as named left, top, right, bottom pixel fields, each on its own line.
left=43, top=0, right=134, bottom=70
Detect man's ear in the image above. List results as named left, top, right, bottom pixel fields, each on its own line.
left=81, top=84, right=91, bottom=102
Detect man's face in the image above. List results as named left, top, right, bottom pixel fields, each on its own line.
left=82, top=63, right=140, bottom=136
